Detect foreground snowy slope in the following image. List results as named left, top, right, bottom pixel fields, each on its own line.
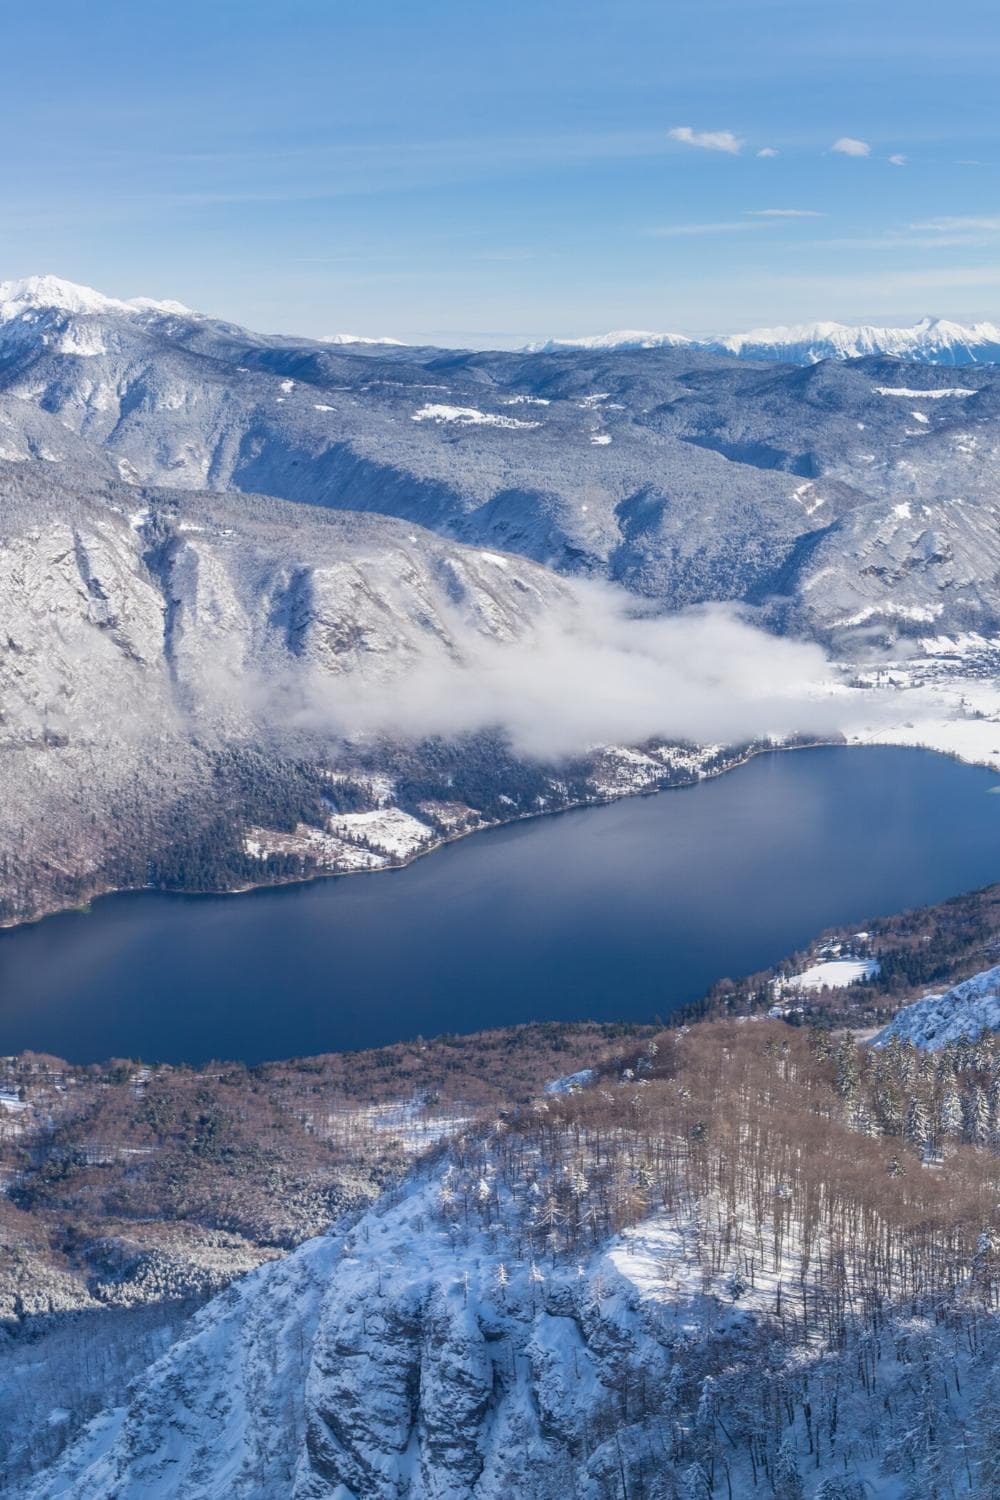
left=874, top=963, right=1000, bottom=1049
left=17, top=1021, right=1000, bottom=1499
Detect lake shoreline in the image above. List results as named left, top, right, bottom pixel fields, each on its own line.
left=0, top=735, right=849, bottom=936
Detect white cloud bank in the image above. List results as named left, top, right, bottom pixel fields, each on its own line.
left=832, top=137, right=871, bottom=158
left=256, top=585, right=851, bottom=761
left=668, top=126, right=743, bottom=155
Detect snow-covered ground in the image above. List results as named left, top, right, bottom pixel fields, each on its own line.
left=786, top=958, right=881, bottom=992
left=18, top=1121, right=970, bottom=1500
left=818, top=638, right=1000, bottom=772
left=324, top=1098, right=473, bottom=1155
left=326, top=807, right=436, bottom=860
left=411, top=403, right=541, bottom=429
left=872, top=385, right=976, bottom=399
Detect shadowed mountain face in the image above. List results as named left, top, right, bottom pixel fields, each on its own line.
left=3, top=279, right=1000, bottom=651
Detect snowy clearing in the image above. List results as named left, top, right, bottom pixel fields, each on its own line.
left=326, top=807, right=435, bottom=860
left=411, top=403, right=541, bottom=429
left=786, top=959, right=881, bottom=991
left=872, top=385, right=976, bottom=399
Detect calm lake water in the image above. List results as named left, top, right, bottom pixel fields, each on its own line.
left=3, top=746, right=999, bottom=1065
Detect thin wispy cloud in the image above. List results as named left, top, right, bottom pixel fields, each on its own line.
left=668, top=126, right=744, bottom=155
left=832, top=137, right=871, bottom=157
left=770, top=264, right=1000, bottom=302
left=747, top=208, right=825, bottom=218
left=807, top=232, right=1000, bottom=251
left=911, top=215, right=1000, bottom=232
left=756, top=147, right=779, bottom=158
left=647, top=220, right=765, bottom=238
left=806, top=213, right=1000, bottom=251
left=888, top=154, right=907, bottom=166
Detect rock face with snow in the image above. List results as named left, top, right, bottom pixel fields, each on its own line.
left=15, top=1114, right=1000, bottom=1500
left=0, top=1162, right=818, bottom=1499
left=874, top=964, right=1000, bottom=1049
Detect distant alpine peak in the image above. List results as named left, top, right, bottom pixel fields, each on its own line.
left=530, top=315, right=1000, bottom=364
left=526, top=328, right=693, bottom=353
left=0, top=274, right=193, bottom=323
left=320, top=332, right=406, bottom=346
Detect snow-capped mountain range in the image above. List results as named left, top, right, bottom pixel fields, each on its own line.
left=5, top=276, right=1000, bottom=365
left=530, top=315, right=1000, bottom=365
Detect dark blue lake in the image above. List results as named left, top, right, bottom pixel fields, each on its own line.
left=3, top=746, right=999, bottom=1065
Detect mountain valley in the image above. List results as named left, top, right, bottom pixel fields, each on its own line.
left=3, top=278, right=1000, bottom=923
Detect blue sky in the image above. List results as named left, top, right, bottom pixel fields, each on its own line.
left=3, top=0, right=1000, bottom=344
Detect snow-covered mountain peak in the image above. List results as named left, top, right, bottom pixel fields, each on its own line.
left=0, top=279, right=200, bottom=331
left=0, top=275, right=195, bottom=325
left=718, top=316, right=1000, bottom=360
left=320, top=332, right=406, bottom=346
left=0, top=274, right=133, bottom=321
left=526, top=328, right=694, bottom=353
left=127, top=295, right=195, bottom=316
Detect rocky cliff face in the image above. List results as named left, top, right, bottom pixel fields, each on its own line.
left=7, top=1163, right=742, bottom=1499
left=17, top=1122, right=1000, bottom=1500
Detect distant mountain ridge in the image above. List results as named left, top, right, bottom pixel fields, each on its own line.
left=5, top=276, right=1000, bottom=364
left=529, top=315, right=1000, bottom=365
